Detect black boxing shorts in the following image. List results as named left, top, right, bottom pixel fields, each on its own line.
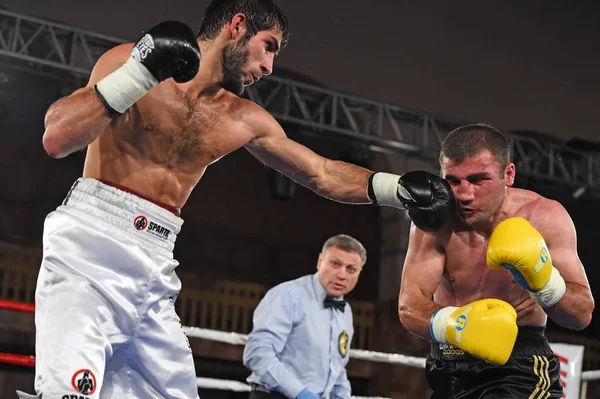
left=426, top=326, right=563, bottom=398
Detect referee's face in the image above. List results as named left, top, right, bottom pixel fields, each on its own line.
left=317, top=246, right=364, bottom=297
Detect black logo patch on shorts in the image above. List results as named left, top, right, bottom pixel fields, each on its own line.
left=71, top=368, right=96, bottom=395
left=134, top=215, right=148, bottom=231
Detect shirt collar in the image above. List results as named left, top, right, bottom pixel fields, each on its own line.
left=311, top=273, right=344, bottom=306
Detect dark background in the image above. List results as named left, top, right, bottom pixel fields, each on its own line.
left=1, top=0, right=598, bottom=141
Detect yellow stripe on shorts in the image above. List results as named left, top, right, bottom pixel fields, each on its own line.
left=528, top=355, right=550, bottom=399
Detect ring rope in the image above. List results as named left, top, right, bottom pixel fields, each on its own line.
left=0, top=301, right=598, bottom=382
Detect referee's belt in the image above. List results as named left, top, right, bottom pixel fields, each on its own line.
left=250, top=384, right=287, bottom=398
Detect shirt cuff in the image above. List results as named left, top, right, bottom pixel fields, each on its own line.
left=277, top=378, right=306, bottom=399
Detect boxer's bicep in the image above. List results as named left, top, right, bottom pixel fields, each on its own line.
left=245, top=107, right=372, bottom=203
left=400, top=224, right=445, bottom=304
left=245, top=112, right=324, bottom=186
left=534, top=201, right=591, bottom=289
left=248, top=136, right=323, bottom=183
left=398, top=225, right=446, bottom=336
left=531, top=199, right=594, bottom=329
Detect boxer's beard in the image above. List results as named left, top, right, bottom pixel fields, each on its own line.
left=221, top=36, right=250, bottom=95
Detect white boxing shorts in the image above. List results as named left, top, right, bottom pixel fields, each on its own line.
left=18, top=178, right=199, bottom=399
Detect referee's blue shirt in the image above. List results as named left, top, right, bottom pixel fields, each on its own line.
left=243, top=274, right=354, bottom=399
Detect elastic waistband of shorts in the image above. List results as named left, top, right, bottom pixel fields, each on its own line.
left=429, top=326, right=554, bottom=360
left=62, top=178, right=183, bottom=250
left=98, top=179, right=181, bottom=216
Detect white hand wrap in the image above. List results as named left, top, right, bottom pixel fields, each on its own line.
left=429, top=306, right=457, bottom=344
left=368, top=172, right=406, bottom=208
left=95, top=57, right=158, bottom=114
left=530, top=266, right=566, bottom=308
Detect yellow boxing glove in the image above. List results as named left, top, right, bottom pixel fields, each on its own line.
left=430, top=299, right=518, bottom=365
left=487, top=217, right=566, bottom=308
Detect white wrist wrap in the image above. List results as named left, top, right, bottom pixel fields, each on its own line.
left=370, top=172, right=404, bottom=208
left=430, top=306, right=457, bottom=344
left=95, top=57, right=158, bottom=113
left=531, top=266, right=566, bottom=308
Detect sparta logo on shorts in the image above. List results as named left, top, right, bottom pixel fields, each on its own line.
left=71, top=368, right=96, bottom=395
left=133, top=215, right=170, bottom=239
left=147, top=221, right=171, bottom=239
left=134, top=215, right=148, bottom=231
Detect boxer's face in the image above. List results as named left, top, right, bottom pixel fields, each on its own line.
left=317, top=246, right=363, bottom=297
left=243, top=29, right=280, bottom=82
left=221, top=29, right=281, bottom=95
left=441, top=149, right=515, bottom=226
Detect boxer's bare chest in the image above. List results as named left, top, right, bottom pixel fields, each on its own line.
left=439, top=230, right=522, bottom=304
left=118, top=85, right=250, bottom=169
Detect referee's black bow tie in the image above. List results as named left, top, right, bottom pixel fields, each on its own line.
left=324, top=296, right=346, bottom=312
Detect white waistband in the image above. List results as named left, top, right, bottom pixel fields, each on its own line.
left=62, top=178, right=183, bottom=252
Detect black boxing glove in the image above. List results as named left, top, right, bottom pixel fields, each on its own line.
left=367, top=171, right=455, bottom=231
left=95, top=21, right=200, bottom=117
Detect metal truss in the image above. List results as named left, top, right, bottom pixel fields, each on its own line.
left=511, top=134, right=600, bottom=189
left=246, top=75, right=461, bottom=158
left=1, top=9, right=599, bottom=188
left=0, top=9, right=124, bottom=75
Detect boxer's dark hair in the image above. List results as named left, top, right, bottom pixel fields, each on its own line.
left=322, top=234, right=367, bottom=265
left=197, top=0, right=289, bottom=50
left=440, top=124, right=511, bottom=173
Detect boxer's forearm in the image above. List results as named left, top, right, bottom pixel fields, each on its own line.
left=43, top=88, right=113, bottom=158
left=312, top=159, right=373, bottom=204
left=544, top=282, right=594, bottom=331
left=398, top=294, right=441, bottom=340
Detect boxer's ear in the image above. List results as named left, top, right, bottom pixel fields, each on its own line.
left=504, top=163, right=515, bottom=187
left=227, top=13, right=247, bottom=40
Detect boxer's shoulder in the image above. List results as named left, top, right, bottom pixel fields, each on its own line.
left=232, top=97, right=273, bottom=123
left=507, top=188, right=568, bottom=231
